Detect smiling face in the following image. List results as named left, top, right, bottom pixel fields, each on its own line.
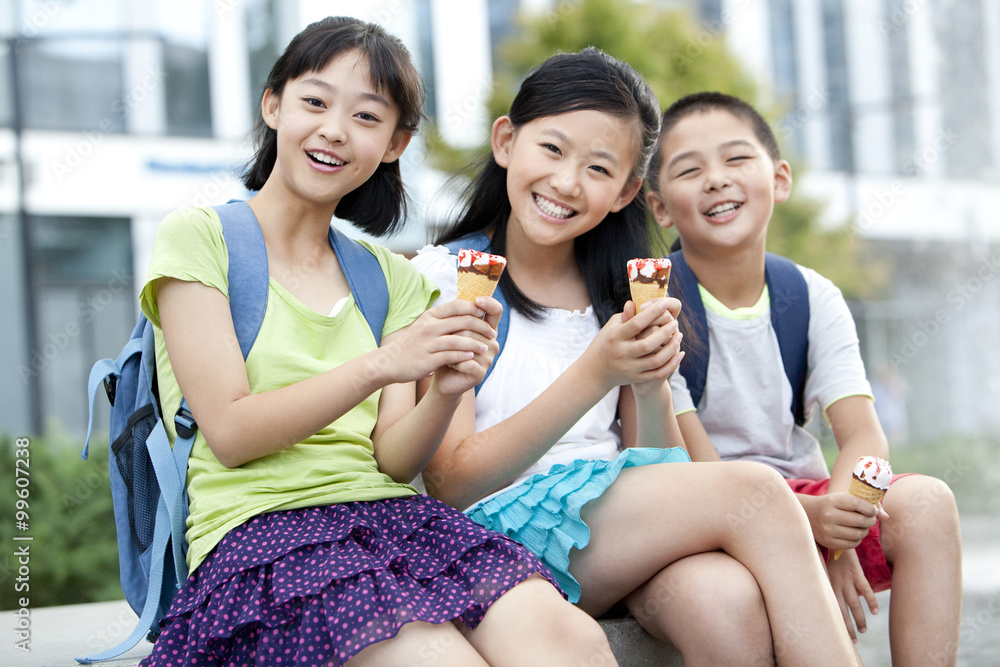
left=261, top=49, right=411, bottom=210
left=492, top=109, right=642, bottom=250
left=647, top=109, right=791, bottom=258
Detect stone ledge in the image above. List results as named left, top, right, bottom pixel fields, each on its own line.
left=2, top=600, right=683, bottom=666
left=600, top=616, right=684, bottom=666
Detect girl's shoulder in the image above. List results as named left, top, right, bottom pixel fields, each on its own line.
left=152, top=206, right=228, bottom=256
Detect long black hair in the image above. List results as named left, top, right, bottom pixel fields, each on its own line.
left=436, top=48, right=661, bottom=325
left=242, top=16, right=425, bottom=236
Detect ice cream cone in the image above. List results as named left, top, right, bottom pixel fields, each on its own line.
left=629, top=280, right=668, bottom=308
left=457, top=272, right=502, bottom=301
left=846, top=475, right=888, bottom=506
left=456, top=249, right=506, bottom=301
left=627, top=258, right=671, bottom=308
left=832, top=456, right=891, bottom=560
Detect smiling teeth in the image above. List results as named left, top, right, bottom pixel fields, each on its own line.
left=308, top=151, right=345, bottom=166
left=706, top=202, right=741, bottom=217
left=535, top=195, right=574, bottom=219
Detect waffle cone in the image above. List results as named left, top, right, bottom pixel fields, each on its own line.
left=629, top=281, right=668, bottom=308
left=847, top=475, right=888, bottom=505
left=456, top=272, right=500, bottom=301
left=832, top=475, right=888, bottom=560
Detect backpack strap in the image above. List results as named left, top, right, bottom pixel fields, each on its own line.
left=669, top=250, right=811, bottom=426
left=668, top=250, right=711, bottom=411
left=329, top=227, right=389, bottom=345
left=764, top=253, right=810, bottom=426
left=215, top=201, right=270, bottom=359
left=443, top=233, right=508, bottom=394
left=76, top=495, right=175, bottom=664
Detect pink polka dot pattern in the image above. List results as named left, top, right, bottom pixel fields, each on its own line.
left=139, top=496, right=560, bottom=666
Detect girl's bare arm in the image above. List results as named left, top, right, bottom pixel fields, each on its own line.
left=421, top=301, right=680, bottom=510
left=158, top=278, right=493, bottom=468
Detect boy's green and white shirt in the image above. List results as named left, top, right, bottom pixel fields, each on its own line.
left=669, top=263, right=873, bottom=480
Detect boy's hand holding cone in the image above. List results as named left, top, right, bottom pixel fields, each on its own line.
left=832, top=455, right=892, bottom=560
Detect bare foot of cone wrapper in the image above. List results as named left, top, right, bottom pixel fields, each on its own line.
left=627, top=258, right=671, bottom=308
left=832, top=456, right=892, bottom=560
left=456, top=249, right=506, bottom=301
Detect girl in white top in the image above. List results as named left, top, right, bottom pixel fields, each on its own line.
left=413, top=48, right=860, bottom=666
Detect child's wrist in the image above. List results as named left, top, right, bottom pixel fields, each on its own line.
left=361, top=346, right=399, bottom=389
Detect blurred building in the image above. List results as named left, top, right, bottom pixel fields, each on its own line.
left=0, top=0, right=495, bottom=436
left=2, top=0, right=999, bottom=442
left=691, top=0, right=1000, bottom=440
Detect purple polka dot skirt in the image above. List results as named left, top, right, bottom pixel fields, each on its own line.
left=139, top=495, right=561, bottom=666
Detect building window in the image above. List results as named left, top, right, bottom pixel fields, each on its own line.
left=20, top=38, right=127, bottom=133
left=885, top=0, right=915, bottom=174
left=0, top=42, right=12, bottom=128
left=246, top=0, right=281, bottom=115
left=935, top=1, right=991, bottom=180
left=415, top=0, right=437, bottom=122
left=821, top=0, right=854, bottom=173
left=29, top=215, right=134, bottom=435
left=15, top=33, right=211, bottom=137
left=163, top=38, right=212, bottom=137
left=770, top=0, right=801, bottom=156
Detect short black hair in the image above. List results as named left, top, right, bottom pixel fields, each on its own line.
left=648, top=91, right=779, bottom=193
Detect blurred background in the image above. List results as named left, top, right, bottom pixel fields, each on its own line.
left=0, top=0, right=998, bottom=663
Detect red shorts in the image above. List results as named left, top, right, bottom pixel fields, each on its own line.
left=786, top=474, right=912, bottom=593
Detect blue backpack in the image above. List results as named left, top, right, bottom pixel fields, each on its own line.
left=443, top=233, right=509, bottom=394
left=668, top=249, right=811, bottom=426
left=78, top=201, right=389, bottom=663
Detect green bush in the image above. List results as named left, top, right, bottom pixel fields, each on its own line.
left=1, top=432, right=122, bottom=610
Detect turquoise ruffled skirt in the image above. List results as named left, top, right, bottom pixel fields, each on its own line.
left=466, top=447, right=690, bottom=603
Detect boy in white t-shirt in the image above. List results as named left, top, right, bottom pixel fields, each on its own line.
left=646, top=92, right=962, bottom=662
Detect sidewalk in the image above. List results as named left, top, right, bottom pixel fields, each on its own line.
left=2, top=599, right=151, bottom=666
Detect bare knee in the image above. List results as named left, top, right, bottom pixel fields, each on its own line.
left=720, top=461, right=804, bottom=522
left=469, top=576, right=614, bottom=666
left=627, top=555, right=774, bottom=666
left=881, top=475, right=961, bottom=556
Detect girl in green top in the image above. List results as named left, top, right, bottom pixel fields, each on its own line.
left=139, top=16, right=614, bottom=667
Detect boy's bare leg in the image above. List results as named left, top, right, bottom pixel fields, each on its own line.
left=626, top=551, right=775, bottom=666
left=880, top=474, right=962, bottom=665
left=570, top=461, right=860, bottom=666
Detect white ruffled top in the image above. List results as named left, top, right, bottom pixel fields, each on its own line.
left=411, top=245, right=622, bottom=497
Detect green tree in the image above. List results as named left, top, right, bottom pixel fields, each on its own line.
left=427, top=0, right=883, bottom=297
